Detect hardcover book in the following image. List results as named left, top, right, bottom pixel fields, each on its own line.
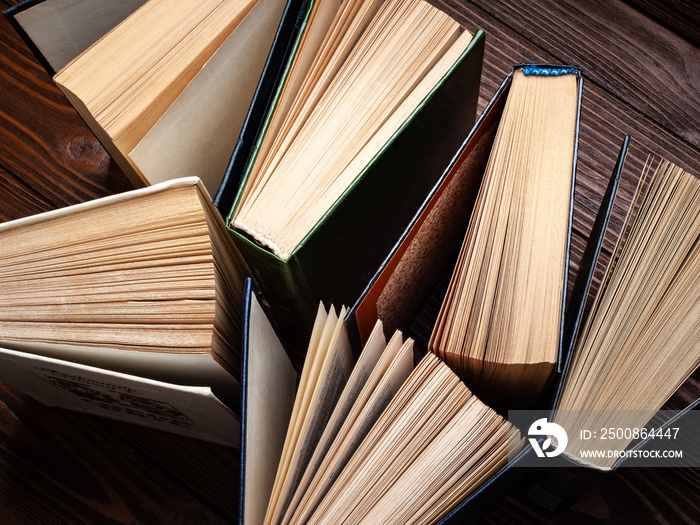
left=5, top=0, right=296, bottom=196
left=222, top=0, right=486, bottom=360
left=551, top=153, right=700, bottom=468
left=429, top=65, right=582, bottom=409
left=239, top=279, right=522, bottom=524
left=0, top=178, right=247, bottom=446
left=514, top=145, right=700, bottom=512
left=348, top=65, right=582, bottom=397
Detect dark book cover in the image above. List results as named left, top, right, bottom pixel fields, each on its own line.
left=226, top=28, right=487, bottom=363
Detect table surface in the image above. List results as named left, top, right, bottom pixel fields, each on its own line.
left=0, top=0, right=698, bottom=523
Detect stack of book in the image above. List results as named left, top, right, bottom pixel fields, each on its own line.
left=3, top=0, right=699, bottom=523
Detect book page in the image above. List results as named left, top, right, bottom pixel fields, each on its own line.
left=14, top=0, right=147, bottom=72
left=129, top=0, right=287, bottom=194
left=239, top=0, right=343, bottom=206
left=290, top=335, right=414, bottom=523
left=264, top=303, right=330, bottom=520
left=281, top=320, right=386, bottom=522
left=268, top=307, right=355, bottom=524
left=243, top=293, right=298, bottom=525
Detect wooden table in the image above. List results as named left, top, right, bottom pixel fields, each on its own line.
left=0, top=0, right=698, bottom=522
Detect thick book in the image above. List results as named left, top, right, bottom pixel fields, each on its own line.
left=239, top=279, right=522, bottom=525
left=0, top=178, right=247, bottom=446
left=222, top=0, right=486, bottom=361
left=347, top=65, right=581, bottom=386
left=428, top=64, right=582, bottom=409
left=4, top=0, right=295, bottom=197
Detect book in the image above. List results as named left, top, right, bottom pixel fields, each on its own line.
left=0, top=177, right=247, bottom=446
left=511, top=149, right=700, bottom=512
left=424, top=136, right=634, bottom=521
left=552, top=156, right=700, bottom=469
left=347, top=63, right=515, bottom=346
left=429, top=65, right=582, bottom=410
left=224, top=0, right=486, bottom=360
left=11, top=0, right=291, bottom=196
left=240, top=280, right=521, bottom=524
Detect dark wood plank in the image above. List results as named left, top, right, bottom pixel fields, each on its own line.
left=0, top=387, right=227, bottom=524
left=626, top=0, right=700, bottom=46
left=97, top=418, right=240, bottom=521
left=0, top=4, right=132, bottom=224
left=461, top=0, right=700, bottom=149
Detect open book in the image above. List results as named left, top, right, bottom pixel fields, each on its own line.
left=241, top=280, right=521, bottom=524
left=223, top=0, right=486, bottom=359
left=10, top=0, right=292, bottom=195
left=552, top=157, right=700, bottom=469
left=0, top=178, right=246, bottom=445
left=429, top=65, right=581, bottom=409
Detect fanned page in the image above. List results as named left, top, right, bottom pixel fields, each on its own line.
left=0, top=178, right=247, bottom=400
left=555, top=159, right=700, bottom=469
left=52, top=0, right=263, bottom=188
left=253, top=306, right=520, bottom=524
left=232, top=0, right=473, bottom=260
left=263, top=305, right=355, bottom=525
left=280, top=320, right=389, bottom=524
left=429, top=67, right=579, bottom=409
left=287, top=330, right=415, bottom=524
left=305, top=353, right=519, bottom=524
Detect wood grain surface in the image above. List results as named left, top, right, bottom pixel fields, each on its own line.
left=0, top=0, right=697, bottom=522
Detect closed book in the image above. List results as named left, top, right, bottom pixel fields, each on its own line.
left=5, top=0, right=296, bottom=197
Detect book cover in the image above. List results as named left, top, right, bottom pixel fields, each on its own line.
left=348, top=64, right=583, bottom=378
left=239, top=278, right=298, bottom=525
left=225, top=22, right=486, bottom=362
left=3, top=0, right=147, bottom=75
left=0, top=345, right=240, bottom=447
